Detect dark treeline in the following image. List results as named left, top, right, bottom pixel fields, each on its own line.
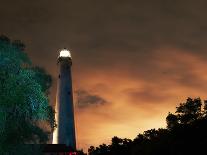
left=88, top=98, right=207, bottom=155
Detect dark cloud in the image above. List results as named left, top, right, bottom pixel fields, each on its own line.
left=75, top=90, right=108, bottom=108
left=1, top=0, right=207, bottom=81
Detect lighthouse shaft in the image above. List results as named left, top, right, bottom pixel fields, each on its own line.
left=55, top=57, right=76, bottom=149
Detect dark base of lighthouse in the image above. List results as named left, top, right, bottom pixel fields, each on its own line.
left=25, top=144, right=76, bottom=155
left=43, top=144, right=75, bottom=155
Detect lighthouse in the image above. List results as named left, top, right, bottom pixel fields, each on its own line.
left=53, top=48, right=76, bottom=150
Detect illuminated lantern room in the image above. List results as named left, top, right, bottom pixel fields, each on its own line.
left=59, top=48, right=71, bottom=58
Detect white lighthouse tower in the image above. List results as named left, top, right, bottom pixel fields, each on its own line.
left=53, top=48, right=76, bottom=150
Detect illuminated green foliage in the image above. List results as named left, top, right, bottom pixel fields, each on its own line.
left=0, top=35, right=56, bottom=154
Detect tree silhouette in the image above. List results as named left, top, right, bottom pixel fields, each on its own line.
left=88, top=97, right=207, bottom=155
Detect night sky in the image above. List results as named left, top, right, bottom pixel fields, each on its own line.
left=1, top=0, right=207, bottom=150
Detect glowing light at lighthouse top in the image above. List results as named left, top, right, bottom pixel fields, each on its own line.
left=59, top=49, right=71, bottom=58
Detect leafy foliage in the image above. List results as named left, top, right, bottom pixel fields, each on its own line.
left=0, top=35, right=56, bottom=154
left=88, top=98, right=207, bottom=155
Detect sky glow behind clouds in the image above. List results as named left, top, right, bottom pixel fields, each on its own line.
left=1, top=0, right=207, bottom=150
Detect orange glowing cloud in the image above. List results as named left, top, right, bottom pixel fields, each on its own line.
left=70, top=47, right=207, bottom=150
